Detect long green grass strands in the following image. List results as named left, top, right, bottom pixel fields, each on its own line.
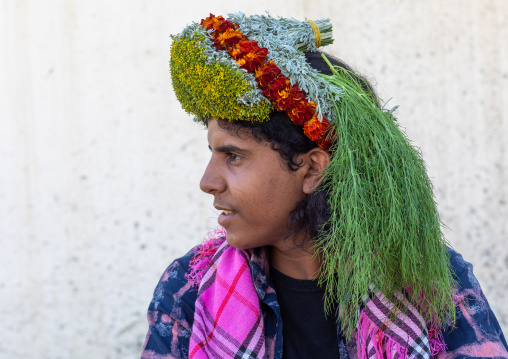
left=315, top=54, right=456, bottom=340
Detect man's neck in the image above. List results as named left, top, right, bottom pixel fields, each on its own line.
left=268, top=243, right=321, bottom=280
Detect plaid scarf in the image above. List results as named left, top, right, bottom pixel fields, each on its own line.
left=188, top=237, right=266, bottom=359
left=188, top=232, right=442, bottom=359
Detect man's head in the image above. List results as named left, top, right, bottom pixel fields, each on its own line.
left=200, top=118, right=330, bottom=250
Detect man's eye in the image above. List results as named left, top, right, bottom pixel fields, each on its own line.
left=227, top=152, right=241, bottom=162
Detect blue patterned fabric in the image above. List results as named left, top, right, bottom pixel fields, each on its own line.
left=141, top=247, right=508, bottom=359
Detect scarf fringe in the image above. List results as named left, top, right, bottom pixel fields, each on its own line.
left=357, top=310, right=409, bottom=359
left=428, top=323, right=446, bottom=357
left=357, top=291, right=464, bottom=359
left=185, top=227, right=227, bottom=287
left=427, top=290, right=464, bottom=356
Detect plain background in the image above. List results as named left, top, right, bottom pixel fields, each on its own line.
left=1, top=0, right=507, bottom=357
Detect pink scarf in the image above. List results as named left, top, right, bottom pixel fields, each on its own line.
left=187, top=230, right=447, bottom=359
left=188, top=230, right=266, bottom=358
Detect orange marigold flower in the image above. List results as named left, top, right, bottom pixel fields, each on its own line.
left=236, top=40, right=256, bottom=53
left=278, top=89, right=291, bottom=100
left=268, top=76, right=287, bottom=91
left=200, top=14, right=226, bottom=30
left=254, top=61, right=281, bottom=87
left=288, top=84, right=306, bottom=102
left=277, top=94, right=295, bottom=112
left=273, top=101, right=285, bottom=112
left=214, top=28, right=243, bottom=49
left=288, top=101, right=311, bottom=125
left=305, top=101, right=317, bottom=119
left=217, top=20, right=237, bottom=33
left=239, top=53, right=266, bottom=71
left=231, top=41, right=268, bottom=71
left=276, top=82, right=298, bottom=110
left=231, top=46, right=243, bottom=59
left=303, top=115, right=329, bottom=142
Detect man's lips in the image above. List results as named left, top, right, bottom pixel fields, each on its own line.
left=214, top=205, right=237, bottom=226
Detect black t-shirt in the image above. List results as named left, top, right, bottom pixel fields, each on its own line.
left=270, top=266, right=341, bottom=358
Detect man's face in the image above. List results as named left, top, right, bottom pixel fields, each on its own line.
left=200, top=119, right=308, bottom=250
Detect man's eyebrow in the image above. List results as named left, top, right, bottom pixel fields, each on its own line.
left=208, top=144, right=248, bottom=153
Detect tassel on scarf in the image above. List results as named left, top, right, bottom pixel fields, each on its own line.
left=185, top=227, right=227, bottom=287
left=358, top=310, right=409, bottom=359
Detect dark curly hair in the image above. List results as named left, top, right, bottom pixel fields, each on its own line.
left=210, top=52, right=380, bottom=243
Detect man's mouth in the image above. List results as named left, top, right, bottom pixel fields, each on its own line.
left=214, top=204, right=236, bottom=216
left=215, top=206, right=237, bottom=226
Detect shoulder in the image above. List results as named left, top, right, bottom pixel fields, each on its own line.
left=447, top=248, right=480, bottom=289
left=150, top=247, right=199, bottom=329
left=439, top=248, right=508, bottom=358
left=141, top=246, right=199, bottom=358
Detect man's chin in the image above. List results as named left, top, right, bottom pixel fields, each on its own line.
left=225, top=234, right=253, bottom=250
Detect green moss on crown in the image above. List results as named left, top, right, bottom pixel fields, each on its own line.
left=170, top=34, right=273, bottom=121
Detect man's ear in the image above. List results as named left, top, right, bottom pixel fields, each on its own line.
left=302, top=148, right=331, bottom=194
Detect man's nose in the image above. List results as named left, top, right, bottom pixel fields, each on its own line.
left=200, top=158, right=226, bottom=194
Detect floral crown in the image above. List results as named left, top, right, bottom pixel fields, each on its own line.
left=170, top=13, right=337, bottom=150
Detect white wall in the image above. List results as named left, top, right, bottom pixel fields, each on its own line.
left=1, top=0, right=507, bottom=357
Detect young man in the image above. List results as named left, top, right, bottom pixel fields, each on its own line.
left=142, top=13, right=508, bottom=359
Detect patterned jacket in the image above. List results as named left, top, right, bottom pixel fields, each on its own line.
left=141, top=246, right=508, bottom=358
